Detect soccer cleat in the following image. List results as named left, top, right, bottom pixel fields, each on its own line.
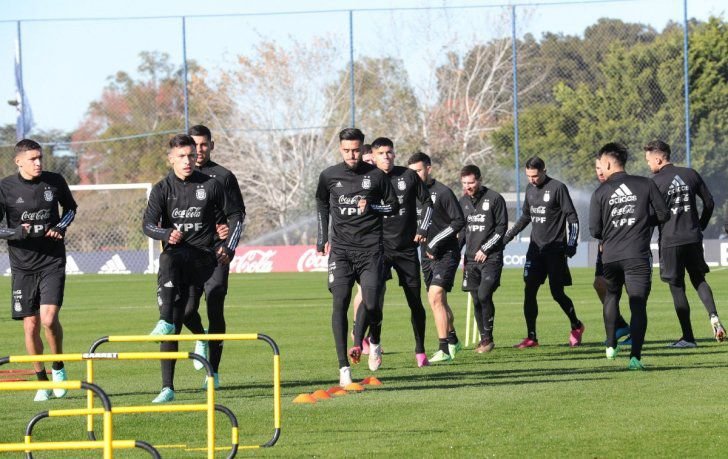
left=368, top=343, right=382, bottom=371
left=193, top=339, right=209, bottom=371
left=569, top=324, right=585, bottom=347
left=429, top=350, right=453, bottom=363
left=627, top=357, right=645, bottom=371
left=339, top=366, right=353, bottom=387
left=51, top=367, right=68, bottom=398
left=710, top=315, right=726, bottom=342
left=475, top=338, right=495, bottom=354
left=616, top=326, right=631, bottom=340
left=362, top=337, right=371, bottom=355
left=667, top=339, right=697, bottom=348
left=150, top=320, right=174, bottom=336
left=34, top=389, right=52, bottom=402
left=448, top=341, right=463, bottom=359
left=605, top=346, right=618, bottom=360
left=152, top=387, right=175, bottom=403
left=203, top=373, right=220, bottom=389
left=514, top=337, right=539, bottom=349
left=348, top=346, right=362, bottom=365
left=415, top=353, right=430, bottom=367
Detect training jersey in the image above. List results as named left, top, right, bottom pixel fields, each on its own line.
left=504, top=176, right=578, bottom=253
left=419, top=179, right=464, bottom=258
left=382, top=166, right=432, bottom=252
left=459, top=186, right=508, bottom=262
left=197, top=160, right=246, bottom=247
left=589, top=171, right=669, bottom=264
left=316, top=161, right=398, bottom=252
left=651, top=164, right=713, bottom=248
left=143, top=170, right=243, bottom=254
left=0, top=172, right=77, bottom=272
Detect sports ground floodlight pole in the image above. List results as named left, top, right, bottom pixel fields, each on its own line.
left=349, top=10, right=356, bottom=127
left=182, top=16, right=190, bottom=132
left=682, top=0, right=691, bottom=167
left=511, top=5, right=522, bottom=219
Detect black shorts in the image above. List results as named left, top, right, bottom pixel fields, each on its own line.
left=11, top=262, right=66, bottom=320
left=603, top=257, right=652, bottom=299
left=421, top=249, right=460, bottom=292
left=157, top=248, right=217, bottom=304
left=523, top=243, right=572, bottom=286
left=328, top=248, right=384, bottom=291
left=595, top=250, right=604, bottom=277
left=659, top=242, right=709, bottom=286
left=383, top=248, right=421, bottom=288
left=204, top=261, right=230, bottom=297
left=462, top=252, right=503, bottom=292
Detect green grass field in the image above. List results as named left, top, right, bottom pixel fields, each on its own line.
left=0, top=268, right=726, bottom=458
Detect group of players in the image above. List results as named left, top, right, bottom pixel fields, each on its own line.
left=1, top=127, right=726, bottom=399
left=316, top=129, right=726, bottom=386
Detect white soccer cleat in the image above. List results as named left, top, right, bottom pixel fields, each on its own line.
left=193, top=339, right=209, bottom=371
left=34, top=389, right=52, bottom=402
left=368, top=343, right=382, bottom=371
left=339, top=366, right=352, bottom=387
left=605, top=346, right=618, bottom=360
left=51, top=368, right=68, bottom=398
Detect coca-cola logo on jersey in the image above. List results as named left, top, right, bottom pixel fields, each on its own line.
left=296, top=248, right=328, bottom=272
left=338, top=195, right=365, bottom=205
left=230, top=249, right=275, bottom=273
left=171, top=207, right=202, bottom=218
left=21, top=209, right=50, bottom=221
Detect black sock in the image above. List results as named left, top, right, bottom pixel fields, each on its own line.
left=447, top=330, right=459, bottom=345
left=528, top=331, right=538, bottom=341
left=439, top=338, right=449, bottom=354
left=52, top=361, right=64, bottom=371
left=36, top=370, right=49, bottom=381
left=571, top=320, right=583, bottom=331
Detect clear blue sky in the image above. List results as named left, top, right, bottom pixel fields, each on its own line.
left=0, top=0, right=724, bottom=133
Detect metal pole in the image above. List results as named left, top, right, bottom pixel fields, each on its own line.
left=682, top=0, right=691, bottom=167
left=348, top=10, right=356, bottom=128
left=511, top=6, right=521, bottom=217
left=182, top=16, right=190, bottom=132
left=16, top=21, right=25, bottom=140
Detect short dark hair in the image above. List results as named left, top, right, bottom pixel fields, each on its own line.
left=643, top=140, right=671, bottom=161
left=15, top=139, right=42, bottom=156
left=525, top=156, right=545, bottom=171
left=168, top=134, right=196, bottom=150
left=460, top=164, right=481, bottom=180
left=597, top=142, right=629, bottom=166
left=371, top=137, right=394, bottom=150
left=407, top=151, right=431, bottom=166
left=339, top=128, right=365, bottom=143
left=361, top=144, right=372, bottom=155
left=189, top=124, right=212, bottom=142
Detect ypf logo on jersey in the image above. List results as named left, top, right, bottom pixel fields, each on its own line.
left=362, top=177, right=371, bottom=190
left=543, top=190, right=550, bottom=202
left=482, top=199, right=490, bottom=211
left=195, top=186, right=206, bottom=201
left=44, top=189, right=54, bottom=202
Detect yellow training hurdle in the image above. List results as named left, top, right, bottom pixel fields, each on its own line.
left=0, top=379, right=160, bottom=459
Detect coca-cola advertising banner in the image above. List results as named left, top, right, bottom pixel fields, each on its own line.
left=230, top=246, right=327, bottom=273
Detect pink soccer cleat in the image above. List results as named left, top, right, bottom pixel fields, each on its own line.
left=415, top=353, right=430, bottom=367
left=569, top=324, right=585, bottom=347
left=514, top=337, right=539, bottom=349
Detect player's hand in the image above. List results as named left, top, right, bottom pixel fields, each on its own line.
left=565, top=245, right=577, bottom=258
left=168, top=230, right=183, bottom=245
left=216, top=224, right=229, bottom=239
left=357, top=199, right=368, bottom=215
left=414, top=234, right=426, bottom=244
left=474, top=250, right=487, bottom=263
left=216, top=246, right=231, bottom=265
left=317, top=242, right=330, bottom=257
left=45, top=228, right=64, bottom=240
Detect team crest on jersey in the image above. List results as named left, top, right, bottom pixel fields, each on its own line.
left=44, top=190, right=53, bottom=202
left=362, top=177, right=371, bottom=190
left=482, top=199, right=490, bottom=211
left=543, top=190, right=550, bottom=202
left=431, top=193, right=437, bottom=204
left=398, top=179, right=406, bottom=191
left=195, top=188, right=206, bottom=200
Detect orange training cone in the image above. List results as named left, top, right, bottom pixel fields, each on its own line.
left=362, top=376, right=382, bottom=386
left=312, top=389, right=332, bottom=400
left=344, top=382, right=365, bottom=392
left=327, top=386, right=348, bottom=396
left=293, top=393, right=317, bottom=404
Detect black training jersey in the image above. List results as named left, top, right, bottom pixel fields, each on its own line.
left=589, top=171, right=670, bottom=264
left=651, top=164, right=713, bottom=248
left=504, top=176, right=579, bottom=252
left=459, top=186, right=508, bottom=262
left=419, top=179, right=465, bottom=258
left=0, top=172, right=77, bottom=272
left=316, top=161, right=398, bottom=252
left=143, top=171, right=243, bottom=254
left=197, top=160, right=246, bottom=247
left=382, top=166, right=432, bottom=251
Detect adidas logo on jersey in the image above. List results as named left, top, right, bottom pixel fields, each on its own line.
left=335, top=181, right=343, bottom=188
left=15, top=197, right=24, bottom=204
left=609, top=184, right=637, bottom=205
left=98, top=254, right=131, bottom=274
left=667, top=175, right=689, bottom=195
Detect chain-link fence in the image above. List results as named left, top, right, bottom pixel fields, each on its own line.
left=1, top=0, right=726, bottom=247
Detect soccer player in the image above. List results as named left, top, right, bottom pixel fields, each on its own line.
left=407, top=152, right=465, bottom=363
left=143, top=134, right=243, bottom=402
left=458, top=165, right=507, bottom=353
left=590, top=142, right=670, bottom=370
left=361, top=137, right=433, bottom=368
left=0, top=139, right=77, bottom=401
left=315, top=128, right=398, bottom=386
left=594, top=159, right=631, bottom=343
left=503, top=157, right=584, bottom=348
left=178, top=125, right=246, bottom=388
left=644, top=140, right=725, bottom=346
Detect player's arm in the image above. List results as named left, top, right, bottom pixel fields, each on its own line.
left=648, top=179, right=670, bottom=225
left=503, top=193, right=531, bottom=244
left=559, top=185, right=579, bottom=257
left=218, top=182, right=244, bottom=262
left=0, top=190, right=28, bottom=240
left=695, top=176, right=714, bottom=231
left=414, top=172, right=433, bottom=241
left=589, top=190, right=604, bottom=240
left=426, top=189, right=464, bottom=258
left=142, top=185, right=175, bottom=242
left=315, top=171, right=330, bottom=255
left=457, top=197, right=468, bottom=253
left=368, top=174, right=399, bottom=215
left=46, top=176, right=78, bottom=240
left=482, top=195, right=508, bottom=256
